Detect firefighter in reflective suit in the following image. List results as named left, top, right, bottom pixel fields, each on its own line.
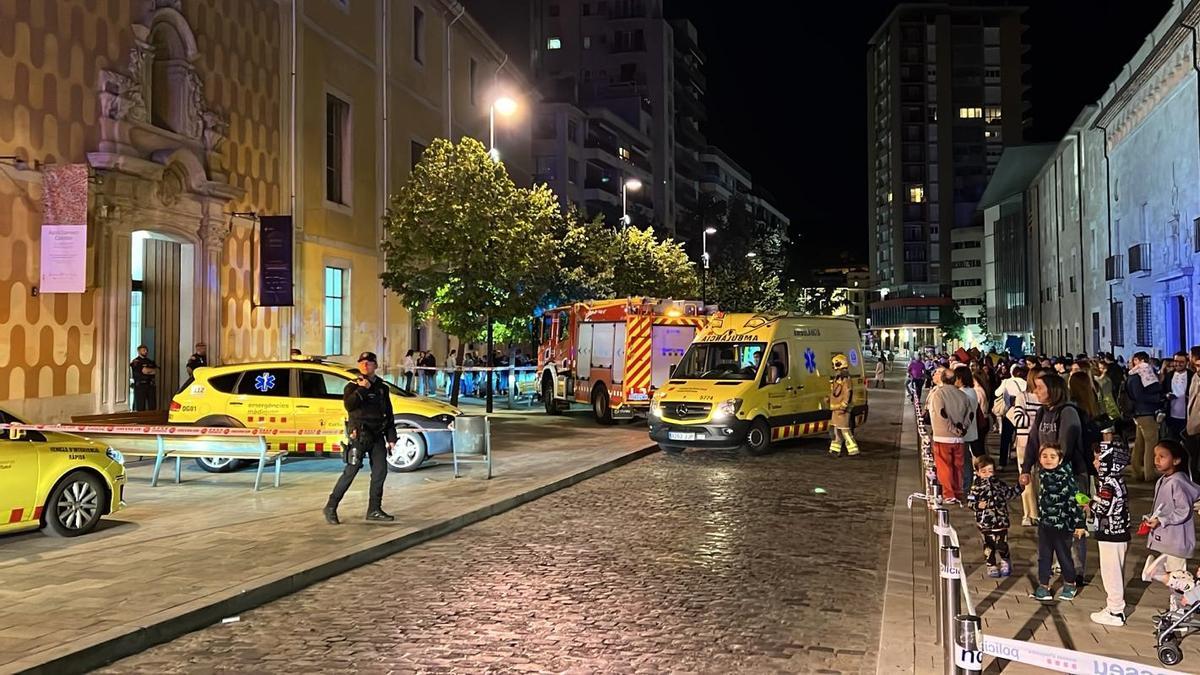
left=828, top=353, right=860, bottom=457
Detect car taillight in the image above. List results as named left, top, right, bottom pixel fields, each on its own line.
left=169, top=400, right=182, bottom=411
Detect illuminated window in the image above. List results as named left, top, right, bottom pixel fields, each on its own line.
left=908, top=185, right=925, bottom=203
left=887, top=191, right=893, bottom=204
left=958, top=107, right=982, bottom=119
left=547, top=37, right=562, bottom=50
left=618, top=146, right=630, bottom=161
left=984, top=106, right=1002, bottom=123
left=324, top=267, right=347, bottom=355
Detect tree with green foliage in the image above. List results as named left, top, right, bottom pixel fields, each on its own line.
left=793, top=286, right=849, bottom=315
left=702, top=193, right=789, bottom=312
left=938, top=301, right=967, bottom=345
left=380, top=137, right=562, bottom=404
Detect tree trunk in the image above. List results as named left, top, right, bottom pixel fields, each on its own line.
left=485, top=318, right=495, bottom=414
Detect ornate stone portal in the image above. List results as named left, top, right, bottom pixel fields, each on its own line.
left=87, top=0, right=245, bottom=410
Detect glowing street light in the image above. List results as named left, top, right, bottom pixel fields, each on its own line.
left=489, top=96, right=518, bottom=161
left=621, top=177, right=643, bottom=226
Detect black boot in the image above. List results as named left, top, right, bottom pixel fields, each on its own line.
left=323, top=505, right=340, bottom=525
left=366, top=509, right=395, bottom=522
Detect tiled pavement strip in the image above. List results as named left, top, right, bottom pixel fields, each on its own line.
left=0, top=409, right=657, bottom=674
left=878, top=390, right=1186, bottom=674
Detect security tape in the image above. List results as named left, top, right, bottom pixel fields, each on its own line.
left=0, top=423, right=455, bottom=436
left=980, top=635, right=1187, bottom=674
left=933, top=523, right=961, bottom=548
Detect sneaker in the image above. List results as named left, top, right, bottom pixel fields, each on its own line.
left=1030, top=586, right=1054, bottom=602
left=1089, top=609, right=1126, bottom=626
left=1000, top=559, right=1012, bottom=577
left=987, top=565, right=1001, bottom=578
left=322, top=506, right=340, bottom=525
left=944, top=497, right=960, bottom=505
left=1058, top=584, right=1078, bottom=601
left=1021, top=517, right=1033, bottom=527
left=365, top=510, right=395, bottom=522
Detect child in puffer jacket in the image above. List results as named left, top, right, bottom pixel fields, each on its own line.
left=1032, top=444, right=1087, bottom=602
left=1086, top=430, right=1131, bottom=626
left=967, top=455, right=1025, bottom=577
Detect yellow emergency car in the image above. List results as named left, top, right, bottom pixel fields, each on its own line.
left=0, top=409, right=127, bottom=537
left=169, top=359, right=461, bottom=472
left=648, top=313, right=868, bottom=455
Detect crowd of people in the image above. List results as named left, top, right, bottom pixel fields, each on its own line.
left=910, top=345, right=1200, bottom=626
left=401, top=348, right=536, bottom=398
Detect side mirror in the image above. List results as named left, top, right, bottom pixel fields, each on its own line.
left=668, top=363, right=677, bottom=377
left=8, top=427, right=25, bottom=441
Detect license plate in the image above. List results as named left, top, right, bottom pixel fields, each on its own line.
left=667, top=431, right=696, bottom=441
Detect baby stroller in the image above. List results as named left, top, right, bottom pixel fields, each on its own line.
left=1143, top=554, right=1200, bottom=666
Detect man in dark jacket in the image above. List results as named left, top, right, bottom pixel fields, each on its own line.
left=324, top=352, right=398, bottom=524
left=1125, top=351, right=1164, bottom=482
left=1088, top=431, right=1131, bottom=626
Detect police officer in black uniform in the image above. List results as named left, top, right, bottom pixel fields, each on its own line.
left=186, top=342, right=207, bottom=377
left=130, top=344, right=159, bottom=411
left=324, top=351, right=397, bottom=524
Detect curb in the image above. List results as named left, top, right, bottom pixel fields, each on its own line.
left=11, top=445, right=660, bottom=675
left=876, top=398, right=923, bottom=674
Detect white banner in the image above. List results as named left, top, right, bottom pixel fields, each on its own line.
left=981, top=635, right=1186, bottom=674
left=39, top=163, right=89, bottom=293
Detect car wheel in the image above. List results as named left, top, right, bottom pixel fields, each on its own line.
left=44, top=471, right=106, bottom=537
left=742, top=418, right=772, bottom=456
left=591, top=384, right=614, bottom=425
left=543, top=375, right=561, bottom=415
left=386, top=430, right=428, bottom=472
left=193, top=418, right=246, bottom=472
left=660, top=444, right=684, bottom=455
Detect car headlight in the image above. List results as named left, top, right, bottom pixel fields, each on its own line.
left=713, top=398, right=743, bottom=419
left=106, top=447, right=125, bottom=465
left=650, top=400, right=663, bottom=418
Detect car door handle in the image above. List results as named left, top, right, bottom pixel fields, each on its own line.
left=229, top=401, right=245, bottom=406
left=295, top=404, right=311, bottom=409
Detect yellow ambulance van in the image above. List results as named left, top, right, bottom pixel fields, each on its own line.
left=647, top=313, right=869, bottom=455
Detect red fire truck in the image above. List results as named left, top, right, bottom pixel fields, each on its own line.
left=537, top=298, right=712, bottom=423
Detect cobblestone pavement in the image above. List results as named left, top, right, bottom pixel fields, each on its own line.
left=102, top=390, right=904, bottom=674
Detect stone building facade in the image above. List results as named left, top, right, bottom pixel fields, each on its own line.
left=0, top=0, right=530, bottom=420
left=1027, top=1, right=1200, bottom=358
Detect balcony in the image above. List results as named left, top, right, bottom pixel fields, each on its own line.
left=1128, top=243, right=1151, bottom=275
left=1104, top=255, right=1124, bottom=281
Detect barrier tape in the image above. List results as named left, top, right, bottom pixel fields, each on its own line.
left=980, top=635, right=1186, bottom=674
left=0, top=423, right=454, bottom=436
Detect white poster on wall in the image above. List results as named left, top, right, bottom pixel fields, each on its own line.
left=39, top=163, right=89, bottom=294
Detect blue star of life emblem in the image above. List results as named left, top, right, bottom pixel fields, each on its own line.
left=804, top=347, right=817, bottom=374
left=848, top=349, right=859, bottom=367
left=255, top=372, right=276, bottom=392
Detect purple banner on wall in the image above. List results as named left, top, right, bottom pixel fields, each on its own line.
left=257, top=215, right=294, bottom=307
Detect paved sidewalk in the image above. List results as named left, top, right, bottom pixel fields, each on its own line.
left=880, top=405, right=1186, bottom=674
left=0, top=412, right=654, bottom=674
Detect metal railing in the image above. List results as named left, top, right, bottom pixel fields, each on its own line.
left=397, top=365, right=540, bottom=410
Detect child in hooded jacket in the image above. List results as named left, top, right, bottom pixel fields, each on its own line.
left=1032, top=444, right=1086, bottom=602
left=967, top=455, right=1024, bottom=578
left=1087, top=430, right=1131, bottom=626
left=1145, top=440, right=1200, bottom=573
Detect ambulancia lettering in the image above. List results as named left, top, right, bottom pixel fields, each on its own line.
left=699, top=329, right=760, bottom=343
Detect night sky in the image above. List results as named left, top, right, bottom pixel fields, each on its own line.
left=666, top=0, right=1172, bottom=277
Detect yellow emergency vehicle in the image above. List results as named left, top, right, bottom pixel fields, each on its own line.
left=169, top=359, right=460, bottom=472
left=648, top=313, right=869, bottom=455
left=0, top=409, right=127, bottom=537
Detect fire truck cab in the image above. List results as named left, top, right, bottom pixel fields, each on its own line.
left=537, top=298, right=712, bottom=423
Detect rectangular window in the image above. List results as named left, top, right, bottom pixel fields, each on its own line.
left=469, top=58, right=478, bottom=105
left=1111, top=301, right=1124, bottom=347
left=567, top=119, right=578, bottom=143
left=984, top=106, right=1002, bottom=123
left=549, top=3, right=559, bottom=16
left=1069, top=276, right=1076, bottom=292
left=1135, top=296, right=1152, bottom=347
left=324, top=266, right=347, bottom=355
left=325, top=94, right=350, bottom=204
left=236, top=368, right=292, bottom=397
left=413, top=6, right=425, bottom=64
left=410, top=140, right=426, bottom=171
left=908, top=185, right=925, bottom=203
left=568, top=158, right=578, bottom=184
left=583, top=36, right=592, bottom=49
left=583, top=3, right=591, bottom=15
left=547, top=37, right=562, bottom=50
left=958, top=107, right=982, bottom=119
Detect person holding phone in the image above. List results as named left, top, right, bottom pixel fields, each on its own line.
left=324, top=351, right=398, bottom=524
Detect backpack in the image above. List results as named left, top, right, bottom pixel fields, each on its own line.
left=1065, top=402, right=1102, bottom=475
left=1116, top=377, right=1135, bottom=417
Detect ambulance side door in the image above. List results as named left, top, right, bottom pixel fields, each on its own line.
left=761, top=341, right=796, bottom=421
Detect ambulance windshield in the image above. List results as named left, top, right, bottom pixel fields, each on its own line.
left=672, top=342, right=767, bottom=380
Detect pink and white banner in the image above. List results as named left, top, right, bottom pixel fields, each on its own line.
left=39, top=163, right=89, bottom=293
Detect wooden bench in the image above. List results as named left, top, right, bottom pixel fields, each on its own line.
left=148, top=436, right=287, bottom=491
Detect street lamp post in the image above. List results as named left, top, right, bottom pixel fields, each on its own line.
left=702, top=226, right=716, bottom=305
left=621, top=177, right=642, bottom=226
left=489, top=96, right=517, bottom=161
